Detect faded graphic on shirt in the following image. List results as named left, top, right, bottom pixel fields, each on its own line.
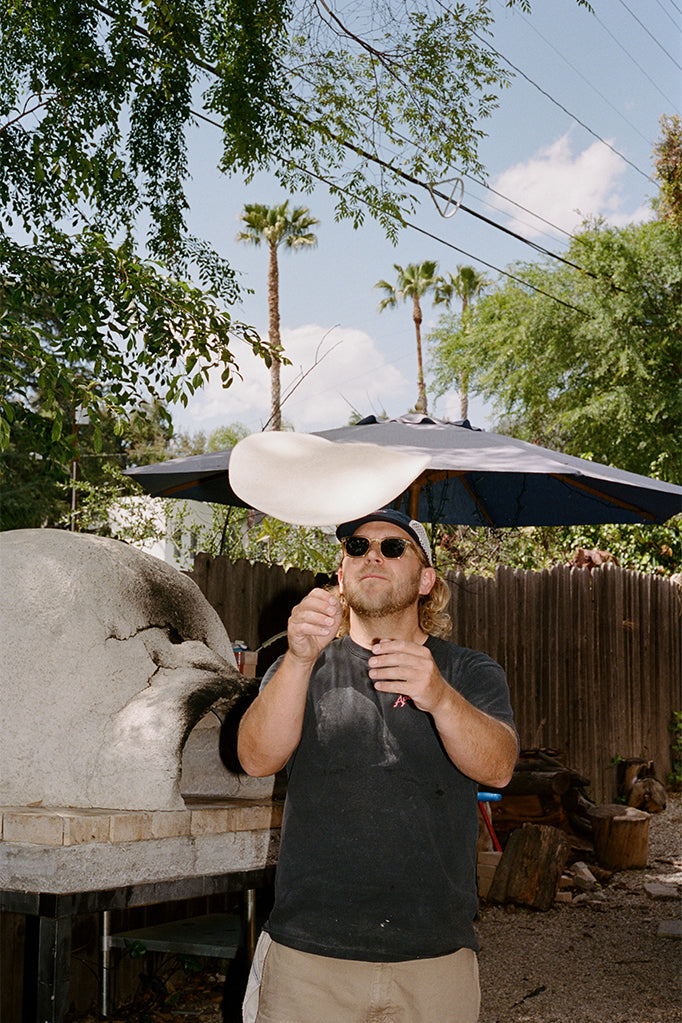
left=314, top=687, right=400, bottom=768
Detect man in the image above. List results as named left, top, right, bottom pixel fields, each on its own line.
left=238, top=509, right=517, bottom=1023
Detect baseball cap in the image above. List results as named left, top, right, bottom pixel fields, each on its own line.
left=336, top=509, right=433, bottom=565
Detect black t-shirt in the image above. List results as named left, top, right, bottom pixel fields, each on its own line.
left=263, top=634, right=516, bottom=961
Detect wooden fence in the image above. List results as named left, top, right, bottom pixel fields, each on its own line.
left=446, top=564, right=681, bottom=801
left=190, top=555, right=681, bottom=803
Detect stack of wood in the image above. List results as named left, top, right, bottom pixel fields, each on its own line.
left=477, top=750, right=659, bottom=908
left=488, top=748, right=595, bottom=849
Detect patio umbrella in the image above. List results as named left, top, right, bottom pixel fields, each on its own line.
left=125, top=415, right=682, bottom=528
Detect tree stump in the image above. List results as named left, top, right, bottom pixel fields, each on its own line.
left=588, top=804, right=650, bottom=870
left=487, top=823, right=570, bottom=911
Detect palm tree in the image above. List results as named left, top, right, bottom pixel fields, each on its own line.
left=375, top=260, right=440, bottom=414
left=237, top=201, right=319, bottom=429
left=434, top=265, right=489, bottom=420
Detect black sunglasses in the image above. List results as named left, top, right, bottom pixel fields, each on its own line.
left=341, top=535, right=419, bottom=559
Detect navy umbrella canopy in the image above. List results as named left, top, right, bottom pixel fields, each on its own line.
left=125, top=415, right=682, bottom=528
left=126, top=448, right=248, bottom=507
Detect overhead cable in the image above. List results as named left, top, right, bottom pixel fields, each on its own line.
left=592, top=10, right=679, bottom=105
left=506, top=4, right=669, bottom=140
left=292, top=62, right=577, bottom=243
left=288, top=159, right=590, bottom=316
left=470, top=29, right=651, bottom=181
left=461, top=174, right=575, bottom=242
left=618, top=0, right=682, bottom=70
left=189, top=106, right=584, bottom=312
left=340, top=102, right=578, bottom=242
left=653, top=0, right=681, bottom=35
left=293, top=110, right=617, bottom=283
left=91, top=0, right=632, bottom=295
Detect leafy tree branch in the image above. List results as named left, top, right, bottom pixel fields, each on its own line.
left=0, top=229, right=269, bottom=455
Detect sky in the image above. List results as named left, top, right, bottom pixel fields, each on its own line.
left=171, top=0, right=681, bottom=441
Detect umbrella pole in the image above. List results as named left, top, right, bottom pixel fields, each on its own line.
left=408, top=482, right=421, bottom=520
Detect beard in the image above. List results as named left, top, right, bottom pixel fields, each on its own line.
left=342, top=565, right=423, bottom=620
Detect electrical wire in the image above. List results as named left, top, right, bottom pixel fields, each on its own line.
left=290, top=107, right=618, bottom=283
left=90, top=0, right=637, bottom=297
left=591, top=9, right=679, bottom=107
left=77, top=1, right=576, bottom=267
left=432, top=0, right=655, bottom=180
left=470, top=29, right=651, bottom=181
left=90, top=0, right=649, bottom=257
left=505, top=4, right=667, bottom=144
left=314, top=85, right=579, bottom=243
left=191, top=103, right=589, bottom=313
left=461, top=174, right=575, bottom=244
left=290, top=65, right=578, bottom=242
left=617, top=0, right=682, bottom=70
left=285, top=159, right=591, bottom=316
left=653, top=0, right=681, bottom=34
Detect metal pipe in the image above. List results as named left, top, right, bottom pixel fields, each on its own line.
left=99, top=909, right=112, bottom=1017
left=244, top=889, right=257, bottom=962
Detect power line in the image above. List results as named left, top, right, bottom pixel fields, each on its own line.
left=296, top=84, right=579, bottom=243
left=291, top=109, right=617, bottom=282
left=92, top=0, right=635, bottom=296
left=192, top=101, right=589, bottom=314
left=592, top=9, right=679, bottom=106
left=94, top=0, right=650, bottom=258
left=88, top=0, right=582, bottom=266
left=653, top=0, right=682, bottom=33
left=462, top=174, right=575, bottom=243
left=508, top=4, right=670, bottom=141
left=618, top=0, right=682, bottom=71
left=401, top=216, right=588, bottom=314
left=290, top=160, right=590, bottom=315
left=470, top=28, right=651, bottom=181
left=335, top=94, right=579, bottom=243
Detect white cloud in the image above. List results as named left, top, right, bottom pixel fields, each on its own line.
left=172, top=324, right=410, bottom=435
left=608, top=201, right=653, bottom=229
left=491, top=133, right=651, bottom=238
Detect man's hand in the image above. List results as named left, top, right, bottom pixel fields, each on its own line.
left=368, top=639, right=447, bottom=714
left=238, top=589, right=342, bottom=777
left=287, top=588, right=343, bottom=666
left=369, top=638, right=517, bottom=788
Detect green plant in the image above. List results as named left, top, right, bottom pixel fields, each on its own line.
left=668, top=711, right=682, bottom=790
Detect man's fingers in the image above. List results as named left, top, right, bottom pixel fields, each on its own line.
left=288, top=590, right=342, bottom=654
left=292, top=591, right=339, bottom=621
left=368, top=651, right=426, bottom=676
left=293, top=615, right=338, bottom=636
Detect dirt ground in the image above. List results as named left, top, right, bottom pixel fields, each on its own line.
left=476, top=791, right=682, bottom=1023
left=69, top=793, right=681, bottom=1023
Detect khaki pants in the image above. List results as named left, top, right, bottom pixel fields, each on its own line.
left=243, top=932, right=480, bottom=1023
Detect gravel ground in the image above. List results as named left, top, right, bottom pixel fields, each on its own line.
left=476, top=793, right=682, bottom=1023
left=71, top=794, right=681, bottom=1023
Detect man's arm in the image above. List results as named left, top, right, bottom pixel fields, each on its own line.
left=237, top=588, right=342, bottom=777
left=368, top=639, right=517, bottom=788
left=429, top=687, right=518, bottom=789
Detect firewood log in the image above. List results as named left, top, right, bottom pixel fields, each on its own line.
left=588, top=804, right=650, bottom=870
left=488, top=824, right=571, bottom=911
